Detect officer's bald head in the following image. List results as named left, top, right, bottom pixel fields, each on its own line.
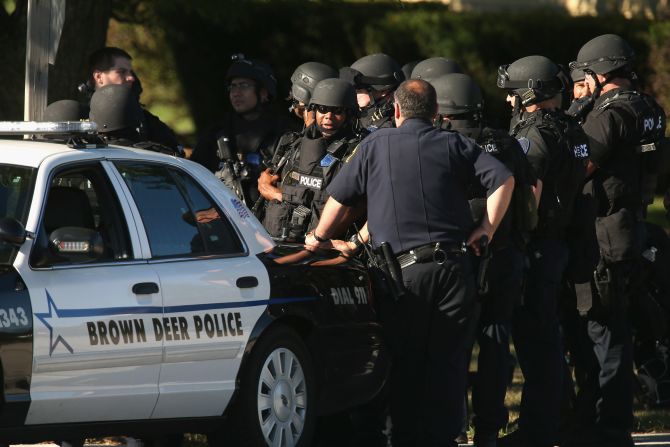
left=394, top=79, right=438, bottom=124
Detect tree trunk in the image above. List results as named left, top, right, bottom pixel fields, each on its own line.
left=0, top=0, right=112, bottom=120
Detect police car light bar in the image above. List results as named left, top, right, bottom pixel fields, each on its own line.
left=0, top=121, right=97, bottom=135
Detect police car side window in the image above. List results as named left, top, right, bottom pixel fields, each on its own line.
left=30, top=163, right=132, bottom=267
left=115, top=162, right=204, bottom=258
left=169, top=169, right=244, bottom=255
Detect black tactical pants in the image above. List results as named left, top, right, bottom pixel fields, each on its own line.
left=382, top=254, right=476, bottom=447
left=572, top=261, right=636, bottom=441
left=513, top=238, right=569, bottom=447
left=472, top=244, right=525, bottom=438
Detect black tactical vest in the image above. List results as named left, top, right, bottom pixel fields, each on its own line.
left=512, top=110, right=589, bottom=236
left=593, top=90, right=666, bottom=215
left=469, top=127, right=537, bottom=249
left=262, top=129, right=363, bottom=240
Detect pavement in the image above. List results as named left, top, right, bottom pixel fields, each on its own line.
left=9, top=433, right=670, bottom=446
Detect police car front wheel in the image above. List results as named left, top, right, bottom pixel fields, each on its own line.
left=230, top=326, right=316, bottom=447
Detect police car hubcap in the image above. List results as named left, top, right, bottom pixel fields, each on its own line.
left=258, top=348, right=307, bottom=446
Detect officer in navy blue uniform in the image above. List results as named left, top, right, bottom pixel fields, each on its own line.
left=432, top=73, right=537, bottom=447
left=497, top=56, right=589, bottom=447
left=306, top=79, right=515, bottom=447
left=564, top=34, right=667, bottom=447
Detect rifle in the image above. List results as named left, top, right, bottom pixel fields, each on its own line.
left=216, top=136, right=248, bottom=205
left=251, top=133, right=298, bottom=216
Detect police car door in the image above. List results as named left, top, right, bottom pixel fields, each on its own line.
left=17, top=159, right=163, bottom=424
left=110, top=161, right=269, bottom=419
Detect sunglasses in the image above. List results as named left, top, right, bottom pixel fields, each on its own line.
left=227, top=81, right=254, bottom=92
left=313, top=105, right=346, bottom=115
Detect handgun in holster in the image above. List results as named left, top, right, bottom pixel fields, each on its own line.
left=372, top=242, right=405, bottom=302
left=593, top=259, right=616, bottom=310
left=476, top=235, right=491, bottom=296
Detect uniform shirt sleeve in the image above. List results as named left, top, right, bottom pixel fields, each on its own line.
left=582, top=108, right=629, bottom=167
left=457, top=136, right=513, bottom=198
left=326, top=143, right=368, bottom=206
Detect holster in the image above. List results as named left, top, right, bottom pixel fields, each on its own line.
left=371, top=242, right=405, bottom=302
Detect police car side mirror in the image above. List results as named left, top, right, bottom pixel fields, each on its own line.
left=0, top=217, right=27, bottom=246
left=49, top=227, right=105, bottom=261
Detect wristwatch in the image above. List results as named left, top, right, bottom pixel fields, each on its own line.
left=313, top=232, right=329, bottom=243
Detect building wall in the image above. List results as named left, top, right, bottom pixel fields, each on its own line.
left=432, top=0, right=669, bottom=18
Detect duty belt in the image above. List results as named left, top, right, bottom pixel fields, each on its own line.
left=396, top=241, right=466, bottom=269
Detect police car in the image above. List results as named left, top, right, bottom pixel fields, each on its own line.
left=0, top=122, right=388, bottom=447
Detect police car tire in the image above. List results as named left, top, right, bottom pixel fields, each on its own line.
left=234, top=326, right=316, bottom=447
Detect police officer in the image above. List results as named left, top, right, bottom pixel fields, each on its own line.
left=288, top=62, right=338, bottom=128
left=432, top=73, right=537, bottom=447
left=84, top=47, right=181, bottom=152
left=496, top=55, right=589, bottom=447
left=258, top=78, right=362, bottom=240
left=411, top=56, right=463, bottom=83
left=191, top=55, right=292, bottom=205
left=339, top=53, right=404, bottom=131
left=306, top=79, right=515, bottom=447
left=563, top=34, right=667, bottom=447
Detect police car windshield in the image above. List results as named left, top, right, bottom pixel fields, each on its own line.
left=0, top=165, right=36, bottom=265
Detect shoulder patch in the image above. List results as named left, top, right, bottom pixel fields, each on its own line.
left=343, top=144, right=360, bottom=163
left=517, top=137, right=531, bottom=154
left=320, top=154, right=336, bottom=167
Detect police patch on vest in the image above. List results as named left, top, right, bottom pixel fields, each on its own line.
left=299, top=174, right=323, bottom=190
left=573, top=143, right=589, bottom=159
left=320, top=154, right=336, bottom=167
left=483, top=142, right=499, bottom=154
left=517, top=137, right=531, bottom=154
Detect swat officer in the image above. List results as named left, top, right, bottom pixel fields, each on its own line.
left=258, top=78, right=362, bottom=240
left=411, top=56, right=463, bottom=83
left=306, top=79, right=515, bottom=447
left=564, top=34, right=667, bottom=447
left=83, top=47, right=181, bottom=152
left=496, top=55, right=589, bottom=447
left=191, top=55, right=292, bottom=206
left=339, top=53, right=404, bottom=131
left=288, top=61, right=338, bottom=128
left=432, top=73, right=537, bottom=447
left=89, top=84, right=181, bottom=156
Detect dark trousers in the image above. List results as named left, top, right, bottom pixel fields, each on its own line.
left=382, top=255, right=476, bottom=447
left=513, top=238, right=569, bottom=447
left=472, top=245, right=525, bottom=437
left=573, top=261, right=635, bottom=435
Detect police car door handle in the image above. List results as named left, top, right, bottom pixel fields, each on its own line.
left=132, top=282, right=160, bottom=295
left=236, top=276, right=258, bottom=289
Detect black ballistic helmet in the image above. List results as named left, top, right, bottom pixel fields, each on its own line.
left=570, top=34, right=635, bottom=75
left=43, top=100, right=85, bottom=122
left=341, top=53, right=404, bottom=91
left=401, top=61, right=420, bottom=81
left=89, top=84, right=143, bottom=133
left=226, top=54, right=278, bottom=99
left=290, top=62, right=338, bottom=104
left=411, top=57, right=463, bottom=82
left=497, top=55, right=564, bottom=106
left=570, top=67, right=586, bottom=83
left=309, top=78, right=357, bottom=110
left=432, top=73, right=483, bottom=116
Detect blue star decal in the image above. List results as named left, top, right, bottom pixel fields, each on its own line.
left=34, top=290, right=74, bottom=356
